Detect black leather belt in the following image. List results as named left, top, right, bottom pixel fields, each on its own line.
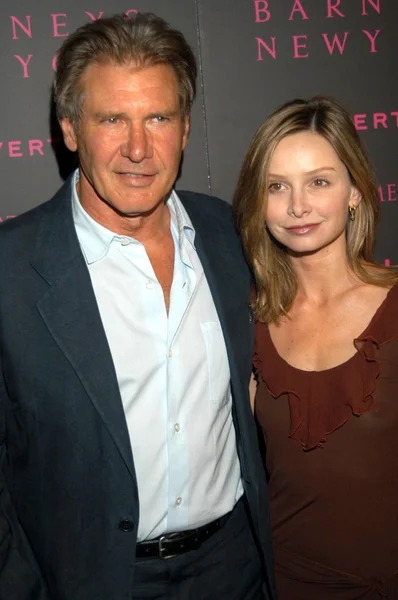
left=136, top=510, right=232, bottom=559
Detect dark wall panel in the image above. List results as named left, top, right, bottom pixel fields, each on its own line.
left=0, top=1, right=209, bottom=218
left=0, top=0, right=397, bottom=262
left=197, top=0, right=398, bottom=262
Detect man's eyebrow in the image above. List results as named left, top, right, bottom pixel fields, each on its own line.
left=93, top=111, right=128, bottom=120
left=146, top=110, right=180, bottom=118
left=92, top=109, right=181, bottom=119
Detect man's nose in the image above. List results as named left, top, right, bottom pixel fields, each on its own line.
left=120, top=123, right=152, bottom=162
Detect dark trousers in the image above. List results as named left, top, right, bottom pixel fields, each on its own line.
left=133, top=498, right=265, bottom=599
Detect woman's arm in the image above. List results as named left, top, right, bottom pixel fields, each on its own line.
left=249, top=373, right=257, bottom=414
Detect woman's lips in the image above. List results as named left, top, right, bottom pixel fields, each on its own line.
left=285, top=223, right=320, bottom=235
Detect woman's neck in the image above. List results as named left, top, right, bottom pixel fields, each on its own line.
left=289, top=245, right=359, bottom=306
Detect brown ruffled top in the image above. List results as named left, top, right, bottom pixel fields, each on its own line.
left=253, top=285, right=398, bottom=451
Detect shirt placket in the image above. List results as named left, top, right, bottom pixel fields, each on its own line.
left=165, top=235, right=196, bottom=532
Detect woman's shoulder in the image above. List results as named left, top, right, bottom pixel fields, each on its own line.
left=357, top=282, right=398, bottom=345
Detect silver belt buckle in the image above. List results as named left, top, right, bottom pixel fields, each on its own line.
left=158, top=535, right=168, bottom=559
left=158, top=533, right=179, bottom=560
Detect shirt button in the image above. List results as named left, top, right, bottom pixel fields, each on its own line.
left=168, top=349, right=173, bottom=358
left=174, top=423, right=180, bottom=432
left=175, top=496, right=182, bottom=506
left=120, top=238, right=131, bottom=246
left=118, top=519, right=134, bottom=532
left=146, top=281, right=153, bottom=290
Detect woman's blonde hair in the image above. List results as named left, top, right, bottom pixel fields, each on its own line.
left=233, top=96, right=398, bottom=324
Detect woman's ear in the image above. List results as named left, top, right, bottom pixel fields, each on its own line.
left=350, top=186, right=362, bottom=208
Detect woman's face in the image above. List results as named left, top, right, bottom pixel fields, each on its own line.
left=264, top=131, right=361, bottom=257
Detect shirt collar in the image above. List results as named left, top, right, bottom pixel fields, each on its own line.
left=167, top=190, right=196, bottom=251
left=71, top=169, right=196, bottom=265
left=71, top=169, right=115, bottom=264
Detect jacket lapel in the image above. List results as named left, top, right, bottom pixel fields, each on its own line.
left=31, top=179, right=135, bottom=480
left=180, top=193, right=253, bottom=385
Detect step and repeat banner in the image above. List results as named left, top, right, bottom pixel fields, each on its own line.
left=0, top=0, right=396, bottom=262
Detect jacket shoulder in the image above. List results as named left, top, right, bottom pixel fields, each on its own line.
left=177, top=189, right=250, bottom=279
left=0, top=181, right=69, bottom=241
left=177, top=190, right=234, bottom=226
left=177, top=190, right=231, bottom=211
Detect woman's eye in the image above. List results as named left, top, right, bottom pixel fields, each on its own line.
left=313, top=178, right=328, bottom=187
left=269, top=183, right=283, bottom=192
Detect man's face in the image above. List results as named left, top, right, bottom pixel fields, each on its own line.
left=61, top=61, right=190, bottom=225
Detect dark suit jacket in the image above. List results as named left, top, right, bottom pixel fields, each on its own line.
left=0, top=178, right=276, bottom=600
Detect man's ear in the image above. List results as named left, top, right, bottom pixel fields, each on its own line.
left=182, top=115, right=190, bottom=151
left=60, top=118, right=78, bottom=152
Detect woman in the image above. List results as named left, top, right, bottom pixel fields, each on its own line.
left=233, top=97, right=398, bottom=599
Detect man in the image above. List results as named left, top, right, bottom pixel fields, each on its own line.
left=0, top=13, right=275, bottom=600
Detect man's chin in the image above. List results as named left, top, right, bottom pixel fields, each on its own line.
left=105, top=197, right=168, bottom=219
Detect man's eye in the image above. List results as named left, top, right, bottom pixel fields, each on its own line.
left=105, top=117, right=120, bottom=124
left=152, top=116, right=168, bottom=123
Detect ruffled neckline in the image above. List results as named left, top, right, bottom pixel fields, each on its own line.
left=254, top=285, right=398, bottom=451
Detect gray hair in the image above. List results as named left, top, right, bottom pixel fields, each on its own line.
left=54, top=12, right=197, bottom=124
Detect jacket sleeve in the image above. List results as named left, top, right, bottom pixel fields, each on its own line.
left=0, top=362, right=51, bottom=600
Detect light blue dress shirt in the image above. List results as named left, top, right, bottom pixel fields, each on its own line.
left=71, top=170, right=243, bottom=541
